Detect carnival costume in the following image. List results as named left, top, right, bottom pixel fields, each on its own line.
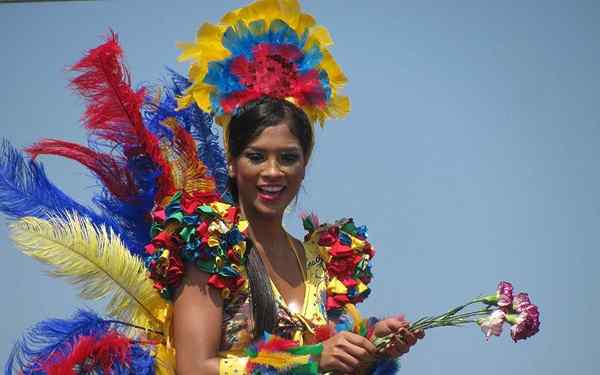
left=2, top=1, right=398, bottom=374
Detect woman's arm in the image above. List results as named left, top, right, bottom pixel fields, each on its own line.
left=173, top=265, right=224, bottom=375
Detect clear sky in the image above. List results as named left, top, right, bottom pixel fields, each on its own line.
left=1, top=1, right=598, bottom=374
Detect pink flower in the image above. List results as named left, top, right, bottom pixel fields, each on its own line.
left=481, top=281, right=514, bottom=307
left=477, top=309, right=506, bottom=339
left=496, top=281, right=513, bottom=308
left=512, top=292, right=531, bottom=311
left=507, top=304, right=540, bottom=342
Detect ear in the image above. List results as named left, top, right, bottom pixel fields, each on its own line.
left=227, top=157, right=235, bottom=177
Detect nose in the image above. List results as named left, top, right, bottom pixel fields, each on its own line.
left=262, top=157, right=284, bottom=178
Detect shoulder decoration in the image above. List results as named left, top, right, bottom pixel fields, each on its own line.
left=177, top=0, right=349, bottom=127
left=302, top=214, right=375, bottom=314
left=145, top=192, right=249, bottom=300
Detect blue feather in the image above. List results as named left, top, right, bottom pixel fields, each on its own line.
left=319, top=70, right=332, bottom=100
left=372, top=358, right=400, bottom=375
left=205, top=60, right=245, bottom=96
left=267, top=19, right=301, bottom=46
left=0, top=139, right=95, bottom=220
left=248, top=19, right=267, bottom=40
left=178, top=104, right=228, bottom=195
left=92, top=192, right=151, bottom=257
left=298, top=43, right=323, bottom=73
left=223, top=21, right=258, bottom=59
left=128, top=344, right=155, bottom=374
left=0, top=140, right=141, bottom=250
left=90, top=150, right=162, bottom=257
left=5, top=310, right=158, bottom=375
left=4, top=310, right=111, bottom=375
left=144, top=70, right=229, bottom=195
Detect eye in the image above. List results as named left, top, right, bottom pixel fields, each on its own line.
left=280, top=152, right=301, bottom=165
left=244, top=151, right=265, bottom=164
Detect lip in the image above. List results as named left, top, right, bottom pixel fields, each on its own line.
left=257, top=185, right=286, bottom=202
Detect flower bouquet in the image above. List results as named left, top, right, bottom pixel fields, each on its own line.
left=373, top=280, right=540, bottom=353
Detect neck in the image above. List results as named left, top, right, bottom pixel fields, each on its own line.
left=240, top=203, right=287, bottom=255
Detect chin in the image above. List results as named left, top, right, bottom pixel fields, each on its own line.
left=251, top=200, right=288, bottom=219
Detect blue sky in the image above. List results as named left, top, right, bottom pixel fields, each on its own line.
left=1, top=1, right=598, bottom=374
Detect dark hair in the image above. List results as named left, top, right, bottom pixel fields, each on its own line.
left=227, top=96, right=313, bottom=336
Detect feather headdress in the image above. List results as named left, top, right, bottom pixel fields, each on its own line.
left=177, top=0, right=350, bottom=127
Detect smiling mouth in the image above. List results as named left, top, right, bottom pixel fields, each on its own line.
left=257, top=185, right=286, bottom=202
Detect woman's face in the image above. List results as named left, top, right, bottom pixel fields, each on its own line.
left=231, top=122, right=307, bottom=220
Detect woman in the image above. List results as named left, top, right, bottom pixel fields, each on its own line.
left=3, top=1, right=423, bottom=374
left=171, top=97, right=424, bottom=374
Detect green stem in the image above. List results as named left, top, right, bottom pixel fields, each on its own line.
left=410, top=307, right=492, bottom=331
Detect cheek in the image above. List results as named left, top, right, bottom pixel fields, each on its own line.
left=234, top=161, right=259, bottom=186
left=285, top=165, right=306, bottom=189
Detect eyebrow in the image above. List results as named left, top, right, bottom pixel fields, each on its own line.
left=245, top=146, right=302, bottom=153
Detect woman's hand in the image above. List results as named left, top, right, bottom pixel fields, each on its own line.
left=372, top=315, right=425, bottom=358
left=318, top=331, right=377, bottom=373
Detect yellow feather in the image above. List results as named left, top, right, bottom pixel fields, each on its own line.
left=320, top=50, right=348, bottom=87
left=252, top=351, right=310, bottom=368
left=344, top=303, right=364, bottom=333
left=10, top=214, right=168, bottom=331
left=307, top=24, right=333, bottom=48
left=154, top=344, right=176, bottom=375
left=159, top=117, right=216, bottom=195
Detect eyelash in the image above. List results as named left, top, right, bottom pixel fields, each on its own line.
left=244, top=152, right=300, bottom=165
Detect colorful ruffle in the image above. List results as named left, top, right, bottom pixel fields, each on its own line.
left=303, top=216, right=375, bottom=314
left=145, top=192, right=249, bottom=300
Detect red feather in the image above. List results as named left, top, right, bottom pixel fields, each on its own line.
left=255, top=335, right=298, bottom=352
left=41, top=331, right=131, bottom=375
left=68, top=32, right=175, bottom=202
left=26, top=139, right=134, bottom=201
left=314, top=324, right=334, bottom=342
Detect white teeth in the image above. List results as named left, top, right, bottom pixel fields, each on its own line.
left=259, top=186, right=284, bottom=193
